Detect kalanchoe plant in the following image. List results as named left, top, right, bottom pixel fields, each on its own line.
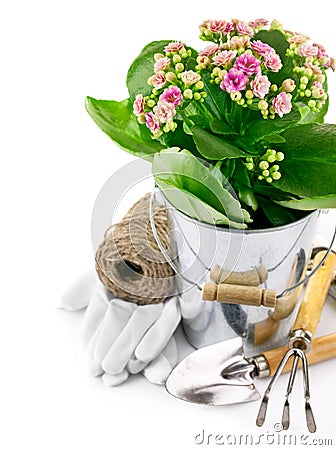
left=86, top=19, right=336, bottom=229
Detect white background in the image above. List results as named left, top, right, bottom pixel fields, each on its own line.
left=2, top=1, right=336, bottom=449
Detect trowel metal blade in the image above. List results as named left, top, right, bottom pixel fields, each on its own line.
left=165, top=337, right=260, bottom=406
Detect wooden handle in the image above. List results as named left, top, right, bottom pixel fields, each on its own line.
left=202, top=282, right=276, bottom=308
left=264, top=333, right=336, bottom=377
left=210, top=264, right=268, bottom=286
left=292, top=251, right=336, bottom=338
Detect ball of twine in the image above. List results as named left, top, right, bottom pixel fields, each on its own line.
left=95, top=193, right=176, bottom=305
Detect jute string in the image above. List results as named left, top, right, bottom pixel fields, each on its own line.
left=95, top=193, right=175, bottom=305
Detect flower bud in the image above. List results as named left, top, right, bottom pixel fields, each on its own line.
left=262, top=170, right=270, bottom=177
left=137, top=114, right=146, bottom=124
left=304, top=67, right=313, bottom=78
left=246, top=163, right=254, bottom=171
left=175, top=63, right=184, bottom=72
left=147, top=99, right=156, bottom=108
left=245, top=90, right=254, bottom=99
left=154, top=53, right=164, bottom=61
left=266, top=177, right=273, bottom=183
left=259, top=161, right=269, bottom=170
left=308, top=99, right=316, bottom=108
left=282, top=79, right=296, bottom=92
left=272, top=171, right=281, bottom=180
left=258, top=100, right=268, bottom=110
left=173, top=54, right=181, bottom=63
left=300, top=76, right=309, bottom=85
left=183, top=89, right=193, bottom=99
left=194, top=92, right=201, bottom=100
left=195, top=81, right=204, bottom=90
left=166, top=72, right=176, bottom=82
left=312, top=88, right=324, bottom=99
left=271, top=84, right=278, bottom=92
left=231, top=92, right=242, bottom=101
left=275, top=152, right=285, bottom=161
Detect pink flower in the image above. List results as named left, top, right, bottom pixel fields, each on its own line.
left=209, top=20, right=227, bottom=33
left=230, top=35, right=250, bottom=50
left=181, top=70, right=201, bottom=86
left=250, top=40, right=275, bottom=56
left=159, top=86, right=183, bottom=107
left=220, top=68, right=249, bottom=93
left=200, top=44, right=220, bottom=56
left=153, top=100, right=176, bottom=123
left=250, top=74, right=271, bottom=99
left=196, top=54, right=211, bottom=68
left=164, top=41, right=185, bottom=54
left=234, top=53, right=261, bottom=76
left=145, top=112, right=160, bottom=133
left=154, top=57, right=170, bottom=73
left=212, top=50, right=237, bottom=66
left=288, top=33, right=310, bottom=45
left=264, top=51, right=282, bottom=72
left=236, top=21, right=254, bottom=37
left=149, top=71, right=166, bottom=89
left=311, top=81, right=323, bottom=89
left=224, top=22, right=234, bottom=33
left=133, top=94, right=145, bottom=116
left=250, top=18, right=268, bottom=28
left=272, top=92, right=292, bottom=117
left=298, top=43, right=318, bottom=58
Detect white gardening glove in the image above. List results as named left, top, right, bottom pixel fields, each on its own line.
left=59, top=271, right=97, bottom=311
left=79, top=276, right=181, bottom=386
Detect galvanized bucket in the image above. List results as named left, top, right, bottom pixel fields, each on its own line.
left=151, top=188, right=320, bottom=357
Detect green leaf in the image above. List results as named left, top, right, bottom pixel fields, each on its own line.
left=161, top=120, right=198, bottom=155
left=192, top=126, right=249, bottom=160
left=85, top=97, right=164, bottom=158
left=241, top=108, right=302, bottom=144
left=210, top=119, right=237, bottom=136
left=275, top=194, right=336, bottom=210
left=201, top=72, right=232, bottom=123
left=152, top=148, right=252, bottom=226
left=261, top=134, right=286, bottom=145
left=258, top=197, right=302, bottom=227
left=155, top=179, right=247, bottom=228
left=126, top=40, right=172, bottom=101
left=275, top=123, right=336, bottom=198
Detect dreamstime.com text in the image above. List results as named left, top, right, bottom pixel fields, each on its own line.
left=194, top=425, right=334, bottom=446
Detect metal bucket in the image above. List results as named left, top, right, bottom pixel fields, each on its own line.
left=152, top=189, right=320, bottom=357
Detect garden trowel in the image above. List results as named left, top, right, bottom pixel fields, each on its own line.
left=165, top=332, right=336, bottom=405
left=166, top=250, right=336, bottom=406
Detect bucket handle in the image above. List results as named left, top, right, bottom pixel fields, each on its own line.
left=149, top=189, right=336, bottom=300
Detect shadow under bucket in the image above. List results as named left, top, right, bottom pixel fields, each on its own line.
left=152, top=189, right=320, bottom=357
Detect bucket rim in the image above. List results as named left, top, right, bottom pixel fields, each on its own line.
left=156, top=188, right=320, bottom=235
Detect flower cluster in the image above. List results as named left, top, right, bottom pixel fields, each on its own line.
left=197, top=18, right=334, bottom=119
left=133, top=42, right=207, bottom=138
left=245, top=149, right=285, bottom=183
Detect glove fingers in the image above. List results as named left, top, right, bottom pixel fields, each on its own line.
left=135, top=296, right=181, bottom=363
left=102, top=370, right=129, bottom=387
left=142, top=351, right=174, bottom=385
left=101, top=303, right=163, bottom=375
left=85, top=321, right=105, bottom=377
left=127, top=355, right=148, bottom=374
left=94, top=300, right=137, bottom=362
left=59, top=271, right=96, bottom=311
left=81, top=283, right=110, bottom=349
left=161, top=335, right=178, bottom=368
